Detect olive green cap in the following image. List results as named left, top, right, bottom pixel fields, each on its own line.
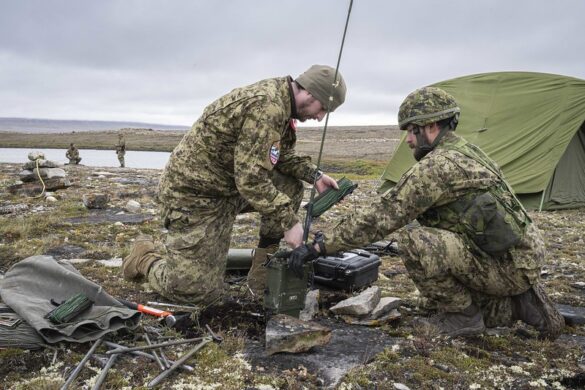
left=296, top=65, right=347, bottom=112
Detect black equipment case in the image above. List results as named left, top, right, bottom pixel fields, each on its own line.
left=313, top=250, right=381, bottom=291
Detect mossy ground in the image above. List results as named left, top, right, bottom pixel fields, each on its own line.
left=1, top=158, right=584, bottom=389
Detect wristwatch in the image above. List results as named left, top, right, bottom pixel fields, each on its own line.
left=311, top=169, right=324, bottom=183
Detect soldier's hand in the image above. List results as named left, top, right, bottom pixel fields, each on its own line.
left=288, top=244, right=320, bottom=279
left=315, top=173, right=339, bottom=194
left=284, top=222, right=304, bottom=248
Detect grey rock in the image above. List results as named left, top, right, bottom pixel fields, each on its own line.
left=557, top=304, right=585, bottom=326
left=370, top=297, right=402, bottom=319
left=0, top=203, right=29, bottom=215
left=265, top=314, right=331, bottom=355
left=23, top=159, right=61, bottom=169
left=28, top=151, right=45, bottom=161
left=19, top=168, right=66, bottom=182
left=330, top=286, right=381, bottom=317
left=45, top=196, right=57, bottom=203
left=393, top=383, right=411, bottom=390
left=125, top=200, right=141, bottom=213
left=7, top=178, right=71, bottom=196
left=340, top=308, right=401, bottom=326
left=82, top=193, right=110, bottom=209
left=300, top=289, right=320, bottom=321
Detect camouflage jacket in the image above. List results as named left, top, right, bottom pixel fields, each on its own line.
left=158, top=76, right=318, bottom=230
left=66, top=147, right=79, bottom=159
left=326, top=132, right=543, bottom=270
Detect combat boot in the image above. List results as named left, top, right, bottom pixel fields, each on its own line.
left=247, top=244, right=278, bottom=300
left=417, top=304, right=486, bottom=337
left=122, top=235, right=161, bottom=280
left=512, top=282, right=564, bottom=340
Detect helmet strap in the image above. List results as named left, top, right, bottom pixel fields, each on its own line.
left=413, top=126, right=433, bottom=161
left=413, top=123, right=451, bottom=161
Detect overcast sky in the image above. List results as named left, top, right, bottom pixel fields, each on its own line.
left=1, top=0, right=584, bottom=127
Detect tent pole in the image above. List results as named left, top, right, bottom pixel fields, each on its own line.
left=538, top=189, right=546, bottom=212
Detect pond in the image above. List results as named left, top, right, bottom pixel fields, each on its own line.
left=0, top=148, right=170, bottom=169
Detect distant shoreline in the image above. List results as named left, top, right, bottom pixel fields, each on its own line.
left=0, top=125, right=400, bottom=160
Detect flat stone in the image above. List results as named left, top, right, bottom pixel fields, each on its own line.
left=0, top=203, right=29, bottom=215
left=44, top=245, right=87, bottom=260
left=330, top=286, right=381, bottom=317
left=82, top=193, right=110, bottom=209
left=265, top=314, right=331, bottom=355
left=370, top=297, right=402, bottom=319
left=7, top=178, right=71, bottom=196
left=557, top=304, right=585, bottom=326
left=23, top=159, right=61, bottom=169
left=93, top=171, right=116, bottom=176
left=19, top=168, right=66, bottom=182
left=246, top=317, right=399, bottom=388
left=340, top=308, right=401, bottom=326
left=62, top=258, right=93, bottom=265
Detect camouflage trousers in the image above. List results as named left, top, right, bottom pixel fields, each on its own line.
left=117, top=152, right=125, bottom=167
left=398, top=226, right=540, bottom=327
left=148, top=170, right=304, bottom=305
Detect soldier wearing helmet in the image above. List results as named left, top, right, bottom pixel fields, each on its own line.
left=122, top=65, right=347, bottom=305
left=290, top=86, right=564, bottom=339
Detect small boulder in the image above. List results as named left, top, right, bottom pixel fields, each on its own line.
left=330, top=286, right=381, bottom=317
left=265, top=314, right=331, bottom=355
left=299, top=289, right=320, bottom=321
left=28, top=151, right=45, bottom=161
left=125, top=200, right=141, bottom=213
left=46, top=196, right=57, bottom=203
left=82, top=193, right=110, bottom=209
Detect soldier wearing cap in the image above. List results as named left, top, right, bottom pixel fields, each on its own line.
left=290, top=86, right=564, bottom=339
left=122, top=65, right=347, bottom=305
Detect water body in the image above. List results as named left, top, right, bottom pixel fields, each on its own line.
left=0, top=148, right=170, bottom=169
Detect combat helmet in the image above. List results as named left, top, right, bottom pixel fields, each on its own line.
left=296, top=65, right=346, bottom=112
left=398, top=86, right=460, bottom=130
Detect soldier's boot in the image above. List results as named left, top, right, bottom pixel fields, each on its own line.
left=122, top=235, right=161, bottom=280
left=511, top=282, right=564, bottom=340
left=417, top=304, right=486, bottom=337
left=247, top=243, right=279, bottom=300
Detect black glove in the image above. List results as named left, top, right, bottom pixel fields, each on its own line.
left=288, top=244, right=320, bottom=279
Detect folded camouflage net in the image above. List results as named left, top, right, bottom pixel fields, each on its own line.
left=304, top=177, right=358, bottom=218
left=0, top=255, right=141, bottom=344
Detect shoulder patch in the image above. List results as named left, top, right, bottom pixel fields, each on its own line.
left=269, top=141, right=280, bottom=165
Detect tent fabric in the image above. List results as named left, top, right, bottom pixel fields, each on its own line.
left=0, top=255, right=141, bottom=344
left=381, top=72, right=585, bottom=210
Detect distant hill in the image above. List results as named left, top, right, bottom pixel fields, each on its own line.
left=0, top=117, right=190, bottom=133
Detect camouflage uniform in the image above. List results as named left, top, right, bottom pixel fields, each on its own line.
left=65, top=145, right=81, bottom=164
left=326, top=131, right=545, bottom=327
left=116, top=135, right=126, bottom=167
left=150, top=76, right=319, bottom=304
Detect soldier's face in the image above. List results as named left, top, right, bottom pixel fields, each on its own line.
left=297, top=92, right=327, bottom=122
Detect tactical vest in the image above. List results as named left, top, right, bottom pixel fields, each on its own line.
left=418, top=137, right=531, bottom=256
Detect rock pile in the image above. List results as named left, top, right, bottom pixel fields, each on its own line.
left=7, top=151, right=71, bottom=197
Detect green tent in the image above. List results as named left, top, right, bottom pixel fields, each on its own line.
left=380, top=72, right=585, bottom=210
